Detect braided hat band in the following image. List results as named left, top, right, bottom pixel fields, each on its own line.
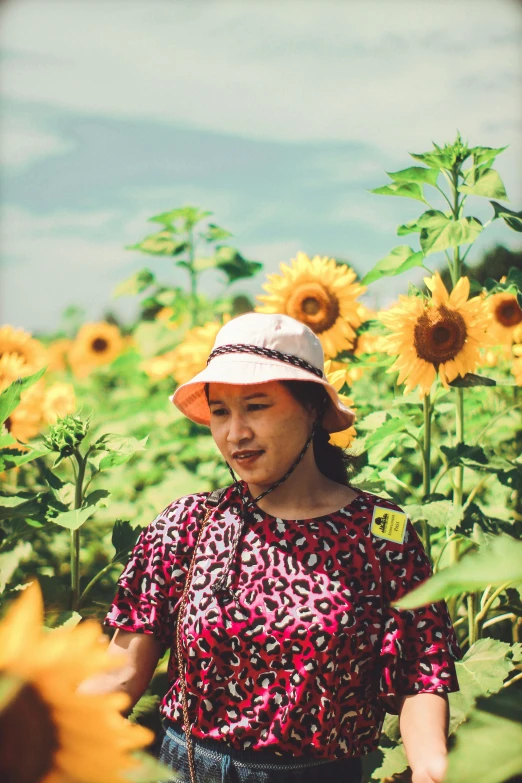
left=170, top=313, right=355, bottom=433
left=207, top=344, right=324, bottom=379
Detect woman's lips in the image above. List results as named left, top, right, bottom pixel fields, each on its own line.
left=233, top=450, right=264, bottom=465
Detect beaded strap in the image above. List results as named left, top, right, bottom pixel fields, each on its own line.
left=207, top=343, right=324, bottom=379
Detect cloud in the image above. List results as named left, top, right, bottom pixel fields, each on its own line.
left=0, top=116, right=73, bottom=168
left=1, top=0, right=520, bottom=156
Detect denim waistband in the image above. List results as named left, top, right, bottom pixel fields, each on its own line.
left=162, top=720, right=363, bottom=772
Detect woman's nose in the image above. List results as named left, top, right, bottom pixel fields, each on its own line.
left=226, top=412, right=253, bottom=444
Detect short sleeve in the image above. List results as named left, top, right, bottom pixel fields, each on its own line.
left=104, top=495, right=205, bottom=647
left=376, top=516, right=462, bottom=714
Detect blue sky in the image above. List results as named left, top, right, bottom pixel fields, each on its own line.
left=1, top=0, right=521, bottom=335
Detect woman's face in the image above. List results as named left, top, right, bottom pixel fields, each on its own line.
left=208, top=381, right=316, bottom=487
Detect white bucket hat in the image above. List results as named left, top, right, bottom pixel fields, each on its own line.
left=170, top=313, right=355, bottom=433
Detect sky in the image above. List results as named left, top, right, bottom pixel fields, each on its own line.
left=1, top=0, right=521, bottom=335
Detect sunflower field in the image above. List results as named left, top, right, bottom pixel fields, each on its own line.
left=1, top=135, right=522, bottom=783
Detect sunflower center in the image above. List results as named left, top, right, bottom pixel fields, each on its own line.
left=414, top=305, right=467, bottom=365
left=286, top=282, right=340, bottom=334
left=0, top=681, right=59, bottom=783
left=91, top=338, right=109, bottom=353
left=495, top=299, right=522, bottom=328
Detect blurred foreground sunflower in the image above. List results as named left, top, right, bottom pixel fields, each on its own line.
left=0, top=326, right=48, bottom=375
left=379, top=272, right=490, bottom=396
left=0, top=582, right=153, bottom=783
left=68, top=323, right=124, bottom=378
left=256, top=252, right=366, bottom=358
left=324, top=361, right=357, bottom=448
left=487, top=292, right=522, bottom=345
left=0, top=353, right=27, bottom=392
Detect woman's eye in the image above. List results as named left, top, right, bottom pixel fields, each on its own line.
left=247, top=404, right=268, bottom=411
left=210, top=408, right=227, bottom=417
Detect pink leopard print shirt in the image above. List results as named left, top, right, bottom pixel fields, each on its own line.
left=104, top=484, right=460, bottom=759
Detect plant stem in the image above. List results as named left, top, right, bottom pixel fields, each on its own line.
left=77, top=560, right=119, bottom=611
left=187, top=225, right=198, bottom=327
left=70, top=449, right=86, bottom=611
left=422, top=393, right=431, bottom=495
left=453, top=388, right=465, bottom=513
left=467, top=593, right=476, bottom=646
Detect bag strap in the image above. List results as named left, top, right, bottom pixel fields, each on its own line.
left=205, top=485, right=230, bottom=508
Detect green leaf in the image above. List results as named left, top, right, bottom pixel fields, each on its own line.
left=370, top=181, right=428, bottom=204
left=440, top=443, right=510, bottom=473
left=112, top=519, right=139, bottom=563
left=405, top=500, right=460, bottom=529
left=395, top=535, right=522, bottom=609
left=129, top=693, right=160, bottom=722
left=490, top=201, right=522, bottom=232
left=357, top=411, right=388, bottom=431
left=364, top=417, right=408, bottom=450
left=91, top=434, right=148, bottom=470
left=0, top=448, right=49, bottom=472
left=445, top=689, right=522, bottom=783
left=124, top=752, right=177, bottom=783
left=449, top=638, right=519, bottom=733
left=0, top=541, right=32, bottom=593
left=84, top=489, right=111, bottom=510
left=448, top=373, right=496, bottom=388
left=410, top=147, right=458, bottom=170
left=419, top=211, right=483, bottom=256
left=51, top=505, right=98, bottom=531
left=397, top=218, right=421, bottom=236
left=361, top=246, right=424, bottom=285
left=0, top=492, right=49, bottom=522
left=127, top=231, right=188, bottom=257
left=148, top=206, right=212, bottom=230
left=459, top=168, right=508, bottom=200
left=113, top=269, right=156, bottom=298
left=387, top=166, right=439, bottom=187
left=370, top=744, right=408, bottom=781
left=469, top=145, right=508, bottom=168
left=213, top=246, right=263, bottom=283
left=50, top=610, right=83, bottom=630
left=200, top=223, right=233, bottom=242
left=0, top=367, right=47, bottom=426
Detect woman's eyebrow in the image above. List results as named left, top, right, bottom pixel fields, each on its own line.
left=208, top=393, right=270, bottom=405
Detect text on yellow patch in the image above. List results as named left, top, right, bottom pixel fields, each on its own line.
left=370, top=506, right=407, bottom=544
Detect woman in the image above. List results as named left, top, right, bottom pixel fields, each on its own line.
left=101, top=312, right=461, bottom=783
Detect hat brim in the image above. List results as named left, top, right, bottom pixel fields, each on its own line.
left=170, top=354, right=355, bottom=433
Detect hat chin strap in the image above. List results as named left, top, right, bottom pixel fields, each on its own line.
left=210, top=405, right=326, bottom=604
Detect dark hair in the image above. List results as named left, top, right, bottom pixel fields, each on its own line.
left=203, top=381, right=357, bottom=486
left=281, top=381, right=357, bottom=486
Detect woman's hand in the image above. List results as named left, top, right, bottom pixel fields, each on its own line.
left=411, top=754, right=448, bottom=783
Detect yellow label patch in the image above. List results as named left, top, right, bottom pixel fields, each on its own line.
left=371, top=506, right=407, bottom=544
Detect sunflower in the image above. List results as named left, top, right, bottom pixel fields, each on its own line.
left=46, top=339, right=73, bottom=372
left=171, top=319, right=225, bottom=386
left=0, top=582, right=154, bottom=783
left=256, top=252, right=366, bottom=358
left=379, top=272, right=491, bottom=396
left=140, top=350, right=178, bottom=381
left=42, top=383, right=76, bottom=424
left=68, top=323, right=124, bottom=378
left=0, top=353, right=27, bottom=392
left=487, top=292, right=522, bottom=344
left=4, top=382, right=46, bottom=445
left=324, top=361, right=357, bottom=448
left=0, top=326, right=47, bottom=374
